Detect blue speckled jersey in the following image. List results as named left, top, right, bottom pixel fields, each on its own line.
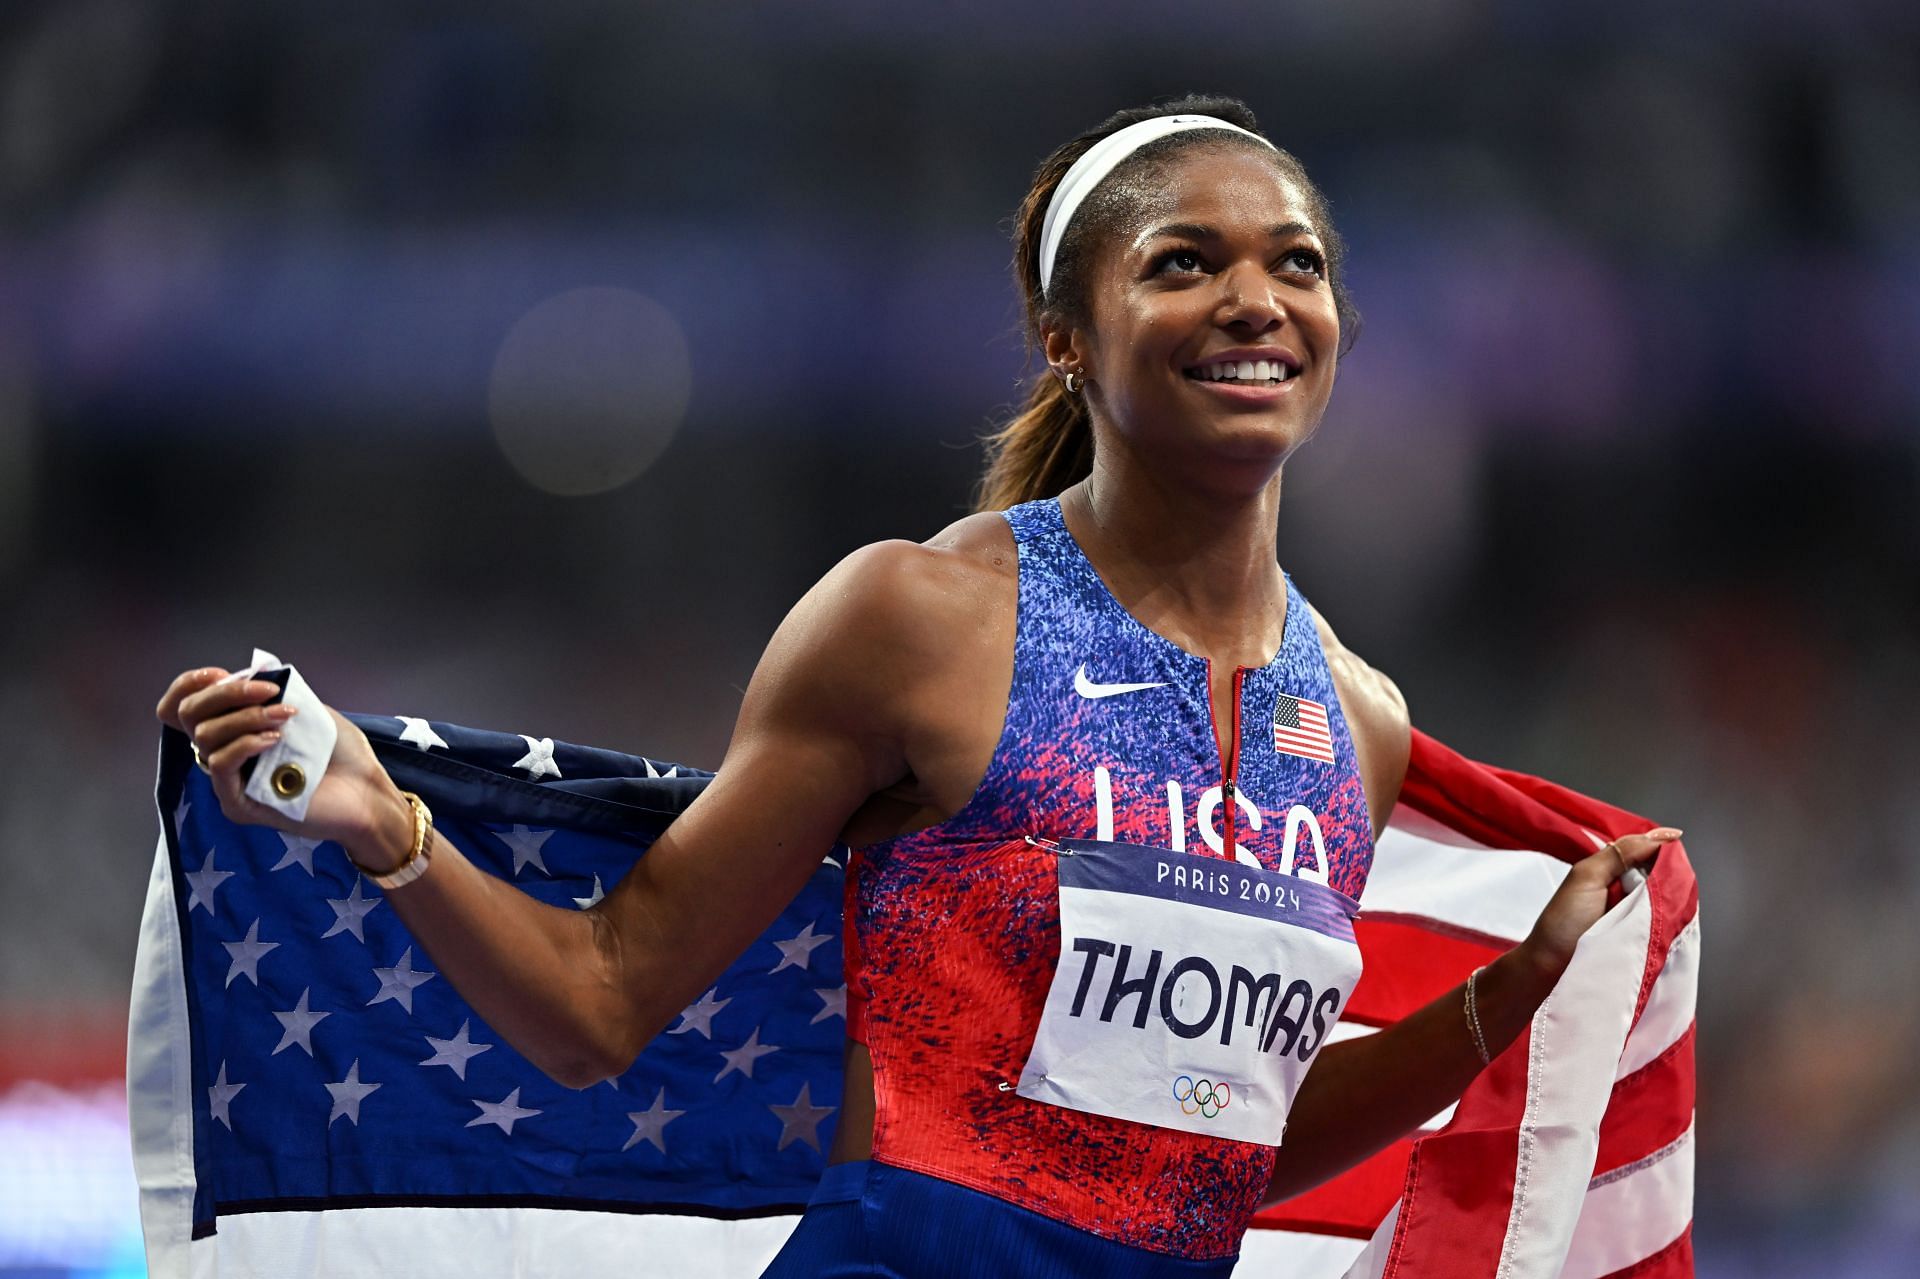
left=844, top=496, right=1374, bottom=1261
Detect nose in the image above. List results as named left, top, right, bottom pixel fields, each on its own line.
left=1215, top=260, right=1285, bottom=335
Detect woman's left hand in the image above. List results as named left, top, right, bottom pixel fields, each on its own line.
left=1517, top=827, right=1682, bottom=981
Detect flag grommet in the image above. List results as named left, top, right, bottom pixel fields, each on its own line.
left=271, top=763, right=306, bottom=799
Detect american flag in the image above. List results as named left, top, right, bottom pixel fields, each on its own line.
left=1274, top=691, right=1336, bottom=764
left=133, top=714, right=843, bottom=1269
left=131, top=717, right=1695, bottom=1278
left=1250, top=731, right=1699, bottom=1278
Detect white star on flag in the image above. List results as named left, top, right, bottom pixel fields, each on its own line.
left=811, top=985, right=846, bottom=1025
left=669, top=988, right=730, bottom=1038
left=622, top=1088, right=685, bottom=1153
left=222, top=920, right=279, bottom=987
left=172, top=796, right=191, bottom=840
left=768, top=1081, right=837, bottom=1152
left=770, top=921, right=832, bottom=974
left=368, top=946, right=435, bottom=1013
left=325, top=1060, right=380, bottom=1126
left=271, top=833, right=325, bottom=875
left=270, top=988, right=330, bottom=1056
left=396, top=716, right=449, bottom=751
left=572, top=874, right=605, bottom=909
left=467, top=1087, right=540, bottom=1135
left=185, top=849, right=234, bottom=917
left=642, top=759, right=678, bottom=779
left=322, top=878, right=382, bottom=942
left=512, top=735, right=561, bottom=780
left=714, top=1027, right=779, bottom=1083
left=495, top=825, right=555, bottom=876
left=420, top=1020, right=493, bottom=1079
left=207, top=1061, right=244, bottom=1130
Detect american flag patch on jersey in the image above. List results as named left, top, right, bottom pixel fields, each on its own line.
left=1274, top=691, right=1335, bottom=764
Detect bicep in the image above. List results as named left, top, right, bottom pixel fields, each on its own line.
left=589, top=544, right=921, bottom=1039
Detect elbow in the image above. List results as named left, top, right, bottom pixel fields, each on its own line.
left=539, top=1031, right=640, bottom=1091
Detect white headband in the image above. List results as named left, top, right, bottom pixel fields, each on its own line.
left=1037, top=114, right=1276, bottom=297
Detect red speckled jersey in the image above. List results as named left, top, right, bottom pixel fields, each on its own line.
left=844, top=497, right=1375, bottom=1261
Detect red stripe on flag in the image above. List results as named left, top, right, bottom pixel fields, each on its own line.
left=1593, top=1024, right=1695, bottom=1177
left=1635, top=843, right=1701, bottom=1026
left=1255, top=1134, right=1415, bottom=1237
left=1347, top=920, right=1505, bottom=1026
left=1383, top=1119, right=1529, bottom=1278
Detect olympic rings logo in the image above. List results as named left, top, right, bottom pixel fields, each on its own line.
left=1172, top=1075, right=1232, bottom=1119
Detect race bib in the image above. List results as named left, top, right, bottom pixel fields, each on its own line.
left=1016, top=839, right=1363, bottom=1146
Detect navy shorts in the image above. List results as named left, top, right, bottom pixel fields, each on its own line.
left=758, top=1159, right=1240, bottom=1278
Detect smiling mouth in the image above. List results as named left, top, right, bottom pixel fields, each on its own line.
left=1183, top=358, right=1299, bottom=386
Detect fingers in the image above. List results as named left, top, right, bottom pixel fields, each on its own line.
left=191, top=699, right=300, bottom=759
left=206, top=728, right=284, bottom=776
left=179, top=677, right=288, bottom=739
left=1591, top=827, right=1682, bottom=881
left=202, top=727, right=289, bottom=831
left=155, top=668, right=229, bottom=730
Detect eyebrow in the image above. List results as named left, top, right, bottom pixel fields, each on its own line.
left=1139, top=220, right=1319, bottom=245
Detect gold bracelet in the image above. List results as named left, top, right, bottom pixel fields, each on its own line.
left=1465, top=964, right=1492, bottom=1066
left=358, top=791, right=434, bottom=890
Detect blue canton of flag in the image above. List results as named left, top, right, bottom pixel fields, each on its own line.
left=154, top=714, right=847, bottom=1236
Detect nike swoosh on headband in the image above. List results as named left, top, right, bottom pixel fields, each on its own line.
left=1073, top=664, right=1170, bottom=700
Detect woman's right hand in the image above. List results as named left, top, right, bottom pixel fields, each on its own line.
left=155, top=667, right=413, bottom=870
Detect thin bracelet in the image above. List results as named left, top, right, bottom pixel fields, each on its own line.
left=1465, top=965, right=1493, bottom=1067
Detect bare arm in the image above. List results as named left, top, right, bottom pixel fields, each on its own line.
left=1265, top=828, right=1673, bottom=1201
left=1270, top=609, right=1678, bottom=1201
left=1265, top=941, right=1556, bottom=1202
left=160, top=540, right=957, bottom=1088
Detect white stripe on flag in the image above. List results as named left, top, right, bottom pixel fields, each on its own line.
left=1233, top=1224, right=1370, bottom=1277
left=1337, top=1199, right=1399, bottom=1279
left=1617, top=914, right=1701, bottom=1080
left=1362, top=814, right=1569, bottom=944
left=128, top=835, right=196, bottom=1279
left=185, top=1207, right=801, bottom=1279
left=1494, top=880, right=1655, bottom=1278
left=1561, top=1118, right=1695, bottom=1279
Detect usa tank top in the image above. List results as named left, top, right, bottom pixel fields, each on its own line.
left=843, top=496, right=1375, bottom=1260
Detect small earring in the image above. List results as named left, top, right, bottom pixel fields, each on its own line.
left=1063, top=368, right=1084, bottom=394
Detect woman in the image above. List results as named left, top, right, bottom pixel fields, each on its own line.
left=157, top=96, right=1675, bottom=1276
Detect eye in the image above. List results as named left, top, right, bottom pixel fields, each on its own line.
left=1153, top=247, right=1209, bottom=276
left=1278, top=247, right=1327, bottom=278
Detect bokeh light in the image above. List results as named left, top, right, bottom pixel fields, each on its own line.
left=487, top=287, right=691, bottom=497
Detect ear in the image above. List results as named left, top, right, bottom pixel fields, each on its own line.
left=1041, top=326, right=1084, bottom=381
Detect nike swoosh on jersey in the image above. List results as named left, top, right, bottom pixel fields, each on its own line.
left=1073, top=665, right=1170, bottom=699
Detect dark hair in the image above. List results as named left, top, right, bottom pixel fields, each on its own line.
left=974, top=94, right=1360, bottom=513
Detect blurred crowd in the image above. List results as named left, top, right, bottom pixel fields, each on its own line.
left=1, top=1, right=1916, bottom=1274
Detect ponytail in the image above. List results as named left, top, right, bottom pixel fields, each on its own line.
left=974, top=374, right=1092, bottom=512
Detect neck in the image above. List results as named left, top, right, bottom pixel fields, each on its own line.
left=1062, top=449, right=1288, bottom=668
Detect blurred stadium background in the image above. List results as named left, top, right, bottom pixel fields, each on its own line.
left=2, top=1, right=1917, bottom=1274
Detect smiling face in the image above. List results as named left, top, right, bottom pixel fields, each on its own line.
left=1045, top=144, right=1343, bottom=487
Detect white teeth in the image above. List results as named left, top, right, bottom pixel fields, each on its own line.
left=1190, top=359, right=1295, bottom=383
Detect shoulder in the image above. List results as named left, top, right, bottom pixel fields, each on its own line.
left=748, top=512, right=1015, bottom=728
left=802, top=512, right=1016, bottom=649
left=1307, top=603, right=1411, bottom=835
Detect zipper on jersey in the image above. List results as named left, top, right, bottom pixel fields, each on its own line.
left=1205, top=662, right=1249, bottom=861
